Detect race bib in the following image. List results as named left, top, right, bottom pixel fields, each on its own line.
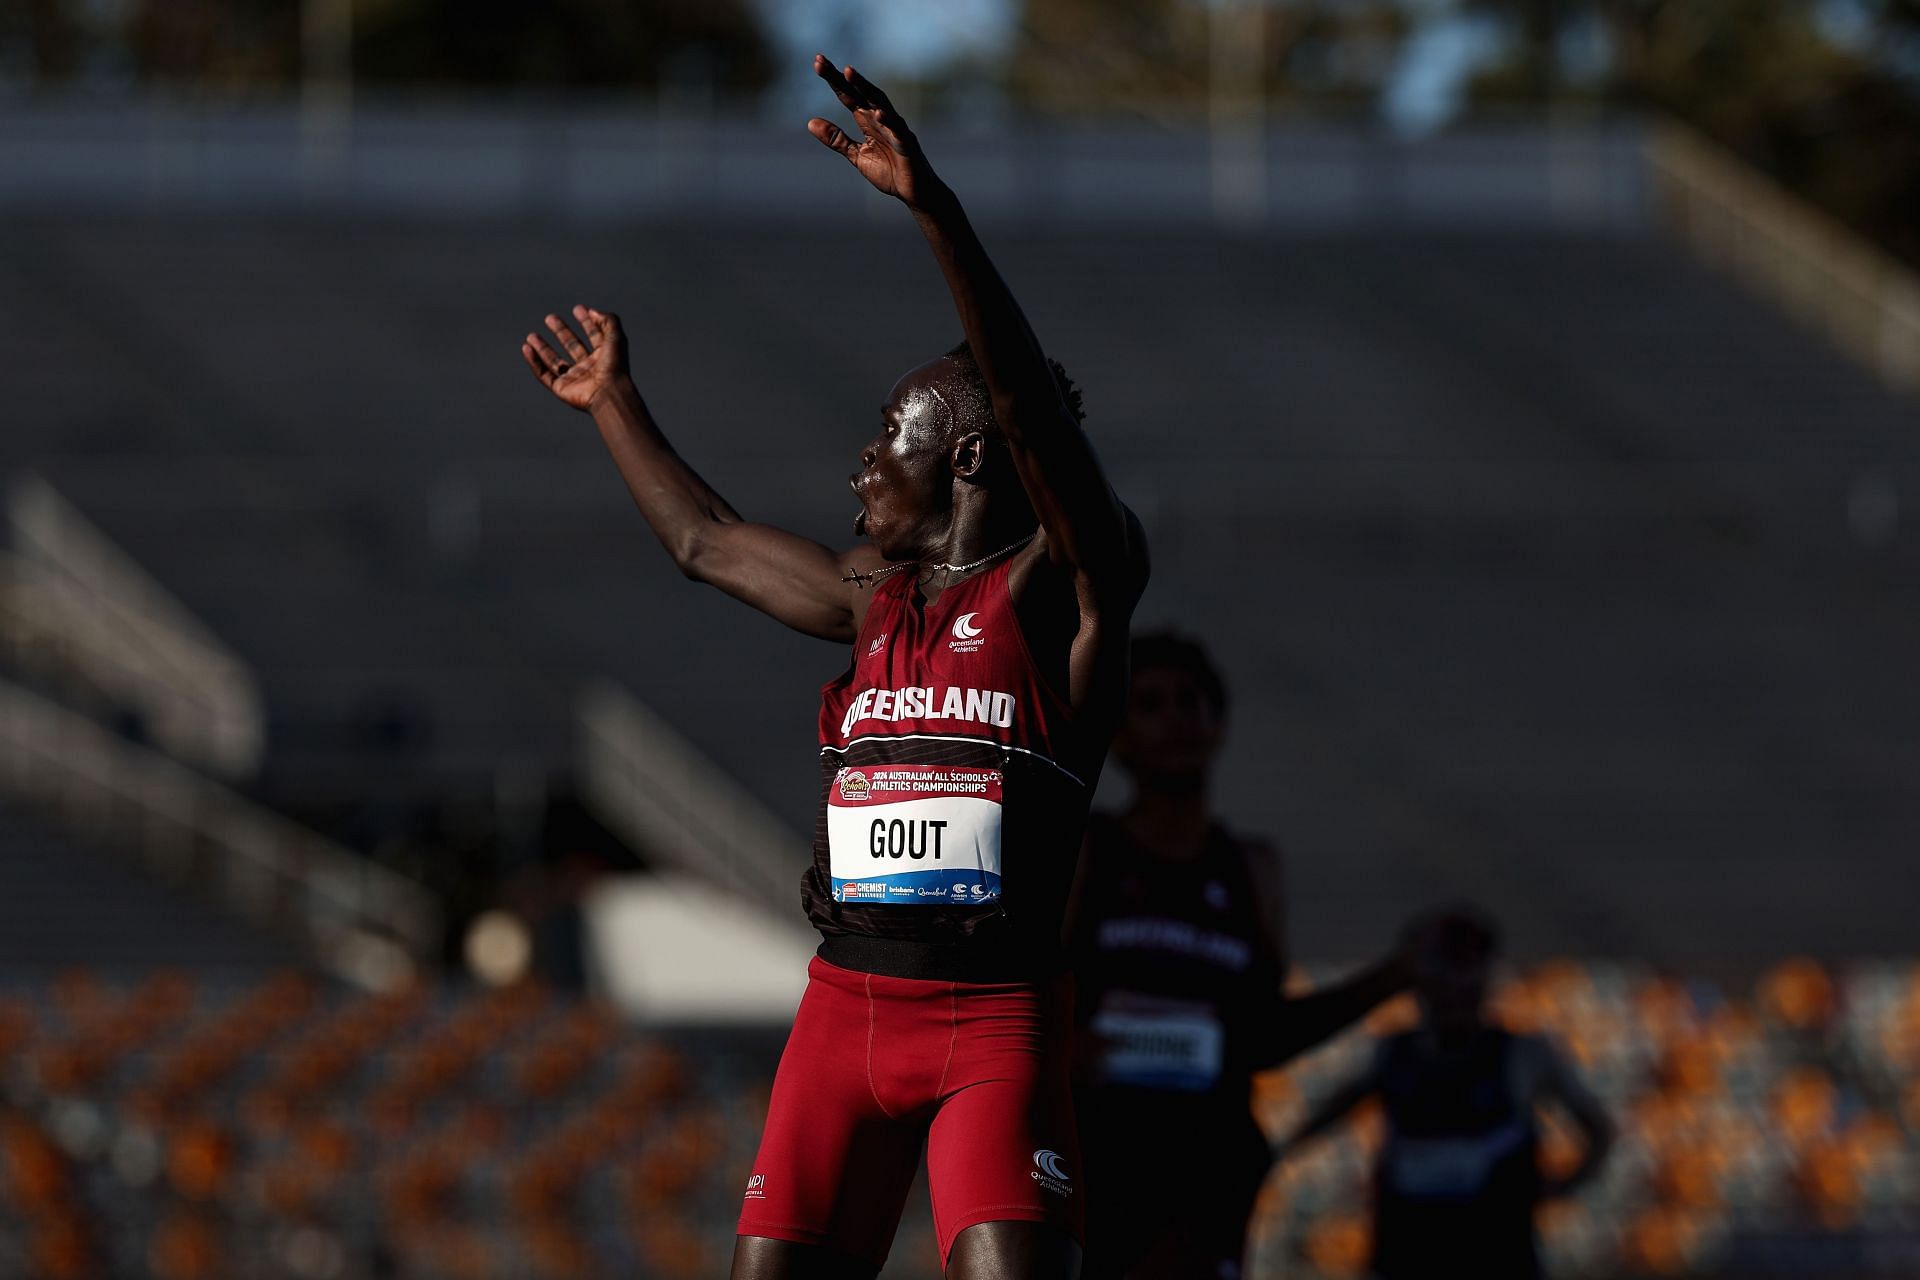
left=1385, top=1123, right=1527, bottom=1200
left=827, top=766, right=1003, bottom=905
left=1091, top=995, right=1224, bottom=1092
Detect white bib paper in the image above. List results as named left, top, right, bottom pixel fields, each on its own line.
left=1092, top=994, right=1225, bottom=1092
left=826, top=765, right=1004, bottom=905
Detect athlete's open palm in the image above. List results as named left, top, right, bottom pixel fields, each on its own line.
left=807, top=54, right=932, bottom=206
left=522, top=305, right=626, bottom=411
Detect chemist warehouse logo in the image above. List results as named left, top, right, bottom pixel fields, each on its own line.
left=1030, top=1149, right=1072, bottom=1197
left=950, top=611, right=987, bottom=653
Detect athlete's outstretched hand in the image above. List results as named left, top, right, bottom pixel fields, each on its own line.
left=806, top=54, right=938, bottom=208
left=521, top=305, right=628, bottom=412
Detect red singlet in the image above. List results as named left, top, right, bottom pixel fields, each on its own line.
left=738, top=558, right=1092, bottom=1266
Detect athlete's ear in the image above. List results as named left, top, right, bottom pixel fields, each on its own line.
left=950, top=431, right=987, bottom=478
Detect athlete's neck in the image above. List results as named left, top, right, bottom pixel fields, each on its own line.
left=1121, top=785, right=1213, bottom=861
left=912, top=504, right=1036, bottom=603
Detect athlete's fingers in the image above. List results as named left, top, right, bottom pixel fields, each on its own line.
left=846, top=66, right=895, bottom=115
left=520, top=341, right=556, bottom=388
left=867, top=108, right=915, bottom=154
left=544, top=313, right=588, bottom=360
left=813, top=54, right=869, bottom=117
left=808, top=117, right=860, bottom=161
left=525, top=331, right=570, bottom=376
left=570, top=304, right=601, bottom=348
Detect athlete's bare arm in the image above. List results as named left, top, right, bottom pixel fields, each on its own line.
left=807, top=56, right=1147, bottom=711
left=522, top=305, right=883, bottom=643
left=1534, top=1037, right=1614, bottom=1200
left=1247, top=841, right=1413, bottom=1069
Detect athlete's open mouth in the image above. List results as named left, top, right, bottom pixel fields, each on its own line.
left=850, top=473, right=868, bottom=536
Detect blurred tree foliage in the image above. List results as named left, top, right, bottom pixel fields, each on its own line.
left=1003, top=0, right=1411, bottom=115
left=1468, top=0, right=1920, bottom=265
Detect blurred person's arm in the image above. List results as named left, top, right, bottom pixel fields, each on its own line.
left=806, top=56, right=1147, bottom=704
left=522, top=305, right=883, bottom=643
left=1271, top=1055, right=1382, bottom=1162
left=1531, top=1035, right=1615, bottom=1200
left=1247, top=841, right=1415, bottom=1069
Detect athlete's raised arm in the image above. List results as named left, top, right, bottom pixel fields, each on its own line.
left=806, top=57, right=1146, bottom=628
left=522, top=305, right=881, bottom=642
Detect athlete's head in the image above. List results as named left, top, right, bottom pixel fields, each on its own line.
left=1413, top=904, right=1500, bottom=1033
left=850, top=342, right=1081, bottom=561
left=1111, top=631, right=1228, bottom=793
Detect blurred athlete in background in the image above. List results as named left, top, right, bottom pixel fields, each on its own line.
left=1068, top=632, right=1417, bottom=1279
left=521, top=55, right=1146, bottom=1280
left=1273, top=906, right=1614, bottom=1280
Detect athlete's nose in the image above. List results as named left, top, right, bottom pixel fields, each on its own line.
left=860, top=443, right=877, bottom=469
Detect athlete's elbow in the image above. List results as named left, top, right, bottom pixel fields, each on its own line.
left=667, top=527, right=712, bottom=581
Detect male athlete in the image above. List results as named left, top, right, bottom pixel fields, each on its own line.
left=520, top=56, right=1147, bottom=1280
left=1273, top=908, right=1613, bottom=1280
left=1068, top=632, right=1416, bottom=1279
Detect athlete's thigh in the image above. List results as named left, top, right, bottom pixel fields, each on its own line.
left=737, top=963, right=925, bottom=1268
left=730, top=1235, right=881, bottom=1280
left=946, top=1219, right=1082, bottom=1280
left=925, top=1073, right=1082, bottom=1269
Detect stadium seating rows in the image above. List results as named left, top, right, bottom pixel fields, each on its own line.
left=1, top=958, right=1915, bottom=1279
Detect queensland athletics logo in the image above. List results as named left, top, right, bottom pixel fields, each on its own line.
left=1030, top=1149, right=1072, bottom=1196
left=949, top=611, right=986, bottom=653
left=836, top=769, right=871, bottom=802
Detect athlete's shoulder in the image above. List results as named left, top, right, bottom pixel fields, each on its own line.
left=1015, top=507, right=1149, bottom=604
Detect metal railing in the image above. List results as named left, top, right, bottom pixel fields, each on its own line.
left=1650, top=121, right=1920, bottom=398
left=2, top=474, right=264, bottom=780
left=576, top=678, right=805, bottom=923
left=0, top=676, right=438, bottom=987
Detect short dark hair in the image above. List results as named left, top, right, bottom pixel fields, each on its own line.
left=943, top=340, right=1086, bottom=435
left=1129, top=630, right=1228, bottom=716
left=1429, top=904, right=1501, bottom=966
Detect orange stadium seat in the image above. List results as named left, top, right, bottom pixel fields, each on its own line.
left=0, top=960, right=1910, bottom=1279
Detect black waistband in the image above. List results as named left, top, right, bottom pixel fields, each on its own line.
left=817, top=933, right=1063, bottom=984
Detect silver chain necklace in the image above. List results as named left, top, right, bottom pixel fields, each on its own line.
left=842, top=532, right=1036, bottom=586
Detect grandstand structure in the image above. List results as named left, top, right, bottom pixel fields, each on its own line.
left=1, top=136, right=1914, bottom=962
left=0, top=115, right=1915, bottom=1276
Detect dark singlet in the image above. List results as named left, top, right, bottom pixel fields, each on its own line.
left=1070, top=814, right=1282, bottom=1097
left=807, top=558, right=1091, bottom=982
left=1373, top=1028, right=1543, bottom=1279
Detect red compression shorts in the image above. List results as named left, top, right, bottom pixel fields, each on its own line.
left=736, top=954, right=1084, bottom=1269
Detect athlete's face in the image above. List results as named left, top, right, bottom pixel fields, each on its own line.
left=1415, top=949, right=1490, bottom=1033
left=1113, top=666, right=1224, bottom=790
left=850, top=357, right=973, bottom=560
